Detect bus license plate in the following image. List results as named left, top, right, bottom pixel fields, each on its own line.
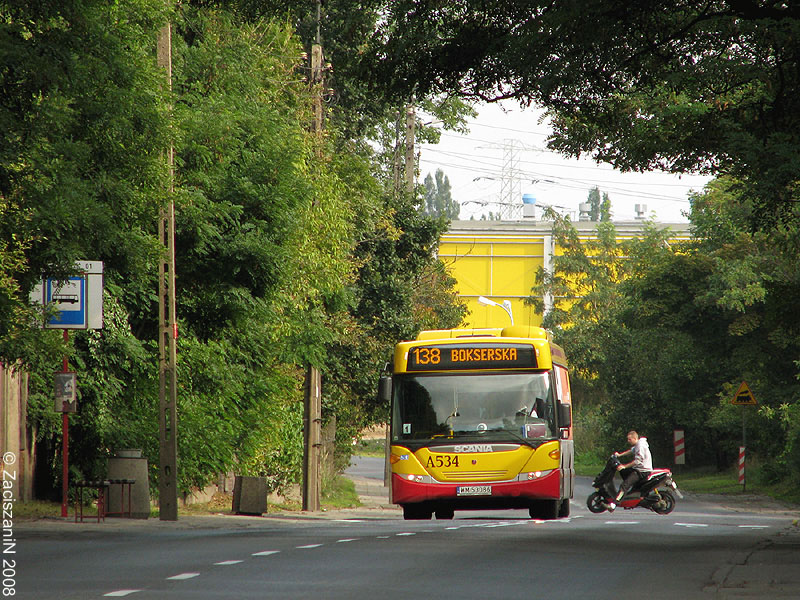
left=457, top=485, right=491, bottom=496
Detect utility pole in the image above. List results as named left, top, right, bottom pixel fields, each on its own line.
left=310, top=43, right=324, bottom=141
left=302, top=0, right=323, bottom=512
left=404, top=103, right=416, bottom=195
left=310, top=0, right=325, bottom=144
left=392, top=111, right=403, bottom=197
left=157, top=21, right=179, bottom=522
left=302, top=365, right=322, bottom=511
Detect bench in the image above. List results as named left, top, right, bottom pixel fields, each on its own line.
left=73, top=478, right=136, bottom=522
left=74, top=480, right=109, bottom=523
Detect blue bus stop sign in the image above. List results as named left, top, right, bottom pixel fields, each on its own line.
left=46, top=277, right=87, bottom=328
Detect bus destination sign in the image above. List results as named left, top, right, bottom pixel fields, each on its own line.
left=407, top=343, right=537, bottom=371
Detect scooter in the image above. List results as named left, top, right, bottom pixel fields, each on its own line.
left=587, top=454, right=682, bottom=514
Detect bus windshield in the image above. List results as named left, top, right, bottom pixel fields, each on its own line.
left=392, top=372, right=555, bottom=444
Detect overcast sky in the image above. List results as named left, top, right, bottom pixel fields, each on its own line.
left=418, top=102, right=712, bottom=223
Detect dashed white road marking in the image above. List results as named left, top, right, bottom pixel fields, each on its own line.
left=105, top=512, right=775, bottom=598
left=167, top=572, right=200, bottom=580
left=334, top=519, right=364, bottom=523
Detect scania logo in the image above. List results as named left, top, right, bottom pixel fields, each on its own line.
left=453, top=444, right=493, bottom=453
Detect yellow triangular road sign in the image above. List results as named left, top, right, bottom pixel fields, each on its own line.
left=731, top=381, right=757, bottom=406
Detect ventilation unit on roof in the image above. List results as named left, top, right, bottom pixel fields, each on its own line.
left=522, top=194, right=536, bottom=219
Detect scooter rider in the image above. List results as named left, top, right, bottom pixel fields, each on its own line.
left=606, top=430, right=652, bottom=512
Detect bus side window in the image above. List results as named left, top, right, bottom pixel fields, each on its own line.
left=555, top=365, right=571, bottom=404
left=554, top=365, right=572, bottom=430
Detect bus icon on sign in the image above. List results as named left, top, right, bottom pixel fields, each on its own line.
left=52, top=293, right=80, bottom=304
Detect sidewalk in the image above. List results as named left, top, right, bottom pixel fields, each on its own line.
left=347, top=473, right=393, bottom=510
left=15, top=473, right=397, bottom=533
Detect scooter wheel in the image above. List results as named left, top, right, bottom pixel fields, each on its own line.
left=587, top=492, right=607, bottom=514
left=653, top=490, right=676, bottom=514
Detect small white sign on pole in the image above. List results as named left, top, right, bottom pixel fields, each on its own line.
left=54, top=372, right=77, bottom=412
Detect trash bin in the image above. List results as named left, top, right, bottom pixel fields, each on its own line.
left=232, top=476, right=267, bottom=515
left=107, top=449, right=150, bottom=519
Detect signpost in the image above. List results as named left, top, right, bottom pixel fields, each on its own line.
left=673, top=429, right=685, bottom=466
left=731, top=381, right=757, bottom=491
left=30, top=262, right=104, bottom=517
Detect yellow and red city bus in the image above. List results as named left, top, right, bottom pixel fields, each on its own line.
left=381, top=326, right=574, bottom=520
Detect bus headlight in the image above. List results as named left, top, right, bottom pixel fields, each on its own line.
left=520, top=470, right=553, bottom=481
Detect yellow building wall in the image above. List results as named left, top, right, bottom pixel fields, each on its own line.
left=439, top=233, right=548, bottom=329
left=439, top=222, right=691, bottom=330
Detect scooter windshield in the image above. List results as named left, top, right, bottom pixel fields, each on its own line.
left=391, top=372, right=556, bottom=445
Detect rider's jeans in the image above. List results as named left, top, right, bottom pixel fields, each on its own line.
left=618, top=468, right=646, bottom=498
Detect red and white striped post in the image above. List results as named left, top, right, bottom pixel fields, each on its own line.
left=738, top=446, right=746, bottom=490
left=673, top=429, right=685, bottom=465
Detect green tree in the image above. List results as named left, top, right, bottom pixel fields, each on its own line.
left=685, top=179, right=800, bottom=478
left=530, top=194, right=800, bottom=474
left=423, top=169, right=459, bottom=219
left=525, top=212, right=641, bottom=455
left=527, top=211, right=726, bottom=461
left=0, top=0, right=170, bottom=352
left=364, top=1, right=800, bottom=223
left=0, top=0, right=172, bottom=496
left=587, top=187, right=612, bottom=222
left=0, top=1, right=472, bottom=499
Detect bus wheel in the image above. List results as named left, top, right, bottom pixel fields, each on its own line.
left=529, top=499, right=559, bottom=520
left=403, top=505, right=432, bottom=520
left=435, top=508, right=455, bottom=520
left=558, top=498, right=570, bottom=518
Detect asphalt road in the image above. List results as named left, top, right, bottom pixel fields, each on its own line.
left=13, top=459, right=799, bottom=599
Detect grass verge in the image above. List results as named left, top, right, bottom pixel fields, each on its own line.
left=322, top=475, right=361, bottom=509
left=353, top=438, right=385, bottom=458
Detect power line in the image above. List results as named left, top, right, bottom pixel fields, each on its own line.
left=423, top=147, right=706, bottom=188
left=422, top=158, right=698, bottom=204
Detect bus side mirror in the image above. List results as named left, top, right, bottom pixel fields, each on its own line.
left=558, top=402, right=571, bottom=428
left=378, top=375, right=392, bottom=403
